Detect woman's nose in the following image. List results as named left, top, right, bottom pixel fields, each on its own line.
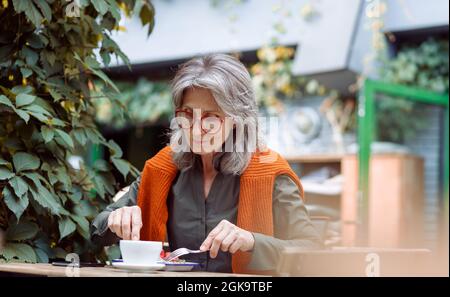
left=192, top=116, right=205, bottom=136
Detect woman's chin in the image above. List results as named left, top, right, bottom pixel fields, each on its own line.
left=192, top=149, right=214, bottom=155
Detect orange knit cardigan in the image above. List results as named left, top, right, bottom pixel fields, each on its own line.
left=136, top=146, right=304, bottom=274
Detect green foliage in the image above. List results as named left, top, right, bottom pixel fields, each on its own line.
left=93, top=78, right=172, bottom=129
left=382, top=39, right=449, bottom=92
left=0, top=0, right=154, bottom=263
left=378, top=38, right=449, bottom=143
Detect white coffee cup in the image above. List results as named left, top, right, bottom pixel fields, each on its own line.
left=119, top=240, right=162, bottom=265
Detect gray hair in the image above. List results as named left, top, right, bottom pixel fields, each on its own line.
left=169, top=53, right=264, bottom=175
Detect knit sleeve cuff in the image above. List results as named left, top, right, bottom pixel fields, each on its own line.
left=246, top=232, right=278, bottom=272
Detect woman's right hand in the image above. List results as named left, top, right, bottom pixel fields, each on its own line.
left=107, top=206, right=142, bottom=240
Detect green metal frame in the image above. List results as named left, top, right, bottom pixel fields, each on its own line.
left=358, top=79, right=449, bottom=245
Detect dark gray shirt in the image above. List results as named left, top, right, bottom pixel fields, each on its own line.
left=91, top=154, right=322, bottom=273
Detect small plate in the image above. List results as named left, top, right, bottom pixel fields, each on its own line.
left=111, top=260, right=165, bottom=272
left=158, top=261, right=201, bottom=272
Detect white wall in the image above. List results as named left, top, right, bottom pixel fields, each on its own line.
left=111, top=0, right=448, bottom=78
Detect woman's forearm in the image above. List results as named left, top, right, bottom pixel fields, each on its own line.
left=90, top=176, right=141, bottom=245
left=246, top=175, right=323, bottom=272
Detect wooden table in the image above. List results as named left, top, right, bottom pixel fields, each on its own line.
left=277, top=247, right=433, bottom=276
left=0, top=263, right=262, bottom=277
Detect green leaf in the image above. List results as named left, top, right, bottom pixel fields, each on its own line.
left=85, top=56, right=101, bottom=69
left=70, top=215, right=90, bottom=239
left=55, top=129, right=74, bottom=149
left=33, top=237, right=55, bottom=259
left=93, top=175, right=105, bottom=199
left=73, top=129, right=87, bottom=146
left=22, top=104, right=51, bottom=116
left=91, top=0, right=109, bottom=15
left=93, top=159, right=110, bottom=172
left=27, top=34, right=46, bottom=49
left=50, top=118, right=66, bottom=127
left=20, top=67, right=33, bottom=78
left=0, top=94, right=15, bottom=109
left=33, top=0, right=52, bottom=22
left=74, top=53, right=120, bottom=92
left=13, top=152, right=40, bottom=172
left=112, top=158, right=130, bottom=179
left=0, top=167, right=14, bottom=180
left=34, top=248, right=49, bottom=263
left=16, top=0, right=42, bottom=28
left=22, top=46, right=39, bottom=66
left=0, top=243, right=37, bottom=263
left=90, top=67, right=120, bottom=92
left=100, top=49, right=111, bottom=67
left=41, top=50, right=56, bottom=67
left=53, top=247, right=67, bottom=259
left=12, top=85, right=33, bottom=96
left=139, top=1, right=155, bottom=37
left=58, top=217, right=77, bottom=240
left=55, top=167, right=71, bottom=188
left=41, top=126, right=54, bottom=143
left=22, top=172, right=50, bottom=189
left=0, top=158, right=9, bottom=166
left=105, top=244, right=121, bottom=262
left=107, top=140, right=123, bottom=158
left=27, top=110, right=48, bottom=122
left=105, top=0, right=121, bottom=22
left=68, top=190, right=82, bottom=203
left=29, top=184, right=61, bottom=216
left=8, top=176, right=29, bottom=198
left=15, top=109, right=30, bottom=123
left=15, top=93, right=36, bottom=107
left=6, top=221, right=39, bottom=241
left=73, top=200, right=97, bottom=218
left=2, top=186, right=29, bottom=221
left=85, top=128, right=105, bottom=144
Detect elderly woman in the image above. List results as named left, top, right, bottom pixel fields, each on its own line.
left=91, top=54, right=322, bottom=274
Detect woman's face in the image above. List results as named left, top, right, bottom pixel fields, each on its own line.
left=178, top=87, right=233, bottom=155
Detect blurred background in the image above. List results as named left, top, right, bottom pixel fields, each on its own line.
left=90, top=0, right=449, bottom=271
left=0, top=0, right=448, bottom=276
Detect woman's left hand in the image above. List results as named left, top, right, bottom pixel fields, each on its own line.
left=199, top=219, right=255, bottom=258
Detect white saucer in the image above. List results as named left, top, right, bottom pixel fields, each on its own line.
left=112, top=261, right=165, bottom=271
left=158, top=261, right=200, bottom=271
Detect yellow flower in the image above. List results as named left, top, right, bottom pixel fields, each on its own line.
left=275, top=47, right=285, bottom=58
left=273, top=46, right=294, bottom=60
left=1, top=0, right=8, bottom=9
left=119, top=2, right=130, bottom=17
left=281, top=84, right=295, bottom=96
left=251, top=64, right=262, bottom=75
left=257, top=47, right=277, bottom=63
left=61, top=100, right=76, bottom=113
left=256, top=48, right=266, bottom=61
left=8, top=74, right=14, bottom=81
left=95, top=34, right=103, bottom=43
left=22, top=78, right=27, bottom=86
left=113, top=25, right=127, bottom=32
left=268, top=62, right=282, bottom=73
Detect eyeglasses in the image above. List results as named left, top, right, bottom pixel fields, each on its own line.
left=174, top=108, right=224, bottom=134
